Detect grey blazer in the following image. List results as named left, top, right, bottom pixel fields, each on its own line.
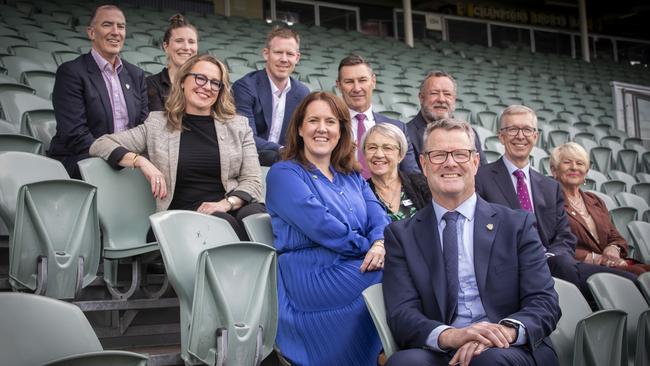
left=90, top=111, right=263, bottom=211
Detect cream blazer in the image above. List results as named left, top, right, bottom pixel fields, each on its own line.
left=90, top=111, right=263, bottom=211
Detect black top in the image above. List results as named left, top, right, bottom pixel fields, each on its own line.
left=146, top=67, right=171, bottom=112
left=368, top=171, right=431, bottom=220
left=168, top=114, right=225, bottom=210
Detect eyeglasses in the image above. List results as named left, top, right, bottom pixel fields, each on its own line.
left=424, top=149, right=475, bottom=164
left=499, top=126, right=537, bottom=137
left=365, top=143, right=400, bottom=155
left=189, top=72, right=222, bottom=91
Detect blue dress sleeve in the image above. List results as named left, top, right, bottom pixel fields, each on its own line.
left=266, top=162, right=382, bottom=256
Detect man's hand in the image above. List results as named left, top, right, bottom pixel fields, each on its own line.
left=438, top=322, right=515, bottom=350
left=448, top=341, right=490, bottom=366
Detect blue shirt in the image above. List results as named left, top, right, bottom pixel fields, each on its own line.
left=426, top=194, right=527, bottom=351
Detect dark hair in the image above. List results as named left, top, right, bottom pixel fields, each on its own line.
left=282, top=91, right=359, bottom=174
left=162, top=13, right=198, bottom=46
left=88, top=5, right=123, bottom=26
left=337, top=54, right=373, bottom=79
left=265, top=26, right=300, bottom=48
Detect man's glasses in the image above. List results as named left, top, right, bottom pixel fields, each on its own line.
left=365, top=143, right=400, bottom=155
left=189, top=72, right=222, bottom=92
left=499, top=127, right=537, bottom=137
left=424, top=149, right=474, bottom=164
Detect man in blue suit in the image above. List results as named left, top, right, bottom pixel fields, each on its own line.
left=232, top=26, right=309, bottom=166
left=407, top=71, right=486, bottom=171
left=475, top=105, right=636, bottom=299
left=383, top=118, right=560, bottom=366
left=48, top=5, right=148, bottom=178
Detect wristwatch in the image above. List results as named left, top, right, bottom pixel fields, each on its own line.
left=500, top=320, right=519, bottom=344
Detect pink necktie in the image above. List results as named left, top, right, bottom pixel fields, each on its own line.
left=513, top=169, right=533, bottom=212
left=355, top=114, right=370, bottom=179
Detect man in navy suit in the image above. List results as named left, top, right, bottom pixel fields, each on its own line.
left=48, top=5, right=148, bottom=178
left=232, top=26, right=309, bottom=166
left=407, top=71, right=486, bottom=171
left=383, top=118, right=560, bottom=366
left=475, top=105, right=636, bottom=299
left=335, top=54, right=419, bottom=176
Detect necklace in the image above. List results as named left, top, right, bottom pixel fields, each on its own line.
left=374, top=178, right=401, bottom=210
left=567, top=193, right=590, bottom=218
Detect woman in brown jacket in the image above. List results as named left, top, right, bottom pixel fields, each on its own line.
left=550, top=142, right=649, bottom=275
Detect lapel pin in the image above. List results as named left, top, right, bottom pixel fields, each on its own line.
left=486, top=223, right=494, bottom=231
left=125, top=83, right=130, bottom=90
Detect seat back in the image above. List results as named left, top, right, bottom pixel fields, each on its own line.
left=636, top=309, right=650, bottom=366
left=616, top=192, right=650, bottom=223
left=587, top=273, right=650, bottom=362
left=551, top=278, right=592, bottom=366
left=10, top=180, right=100, bottom=299
left=609, top=170, right=638, bottom=192
left=627, top=221, right=650, bottom=264
left=362, top=283, right=399, bottom=358
left=573, top=310, right=628, bottom=366
left=77, top=158, right=157, bottom=258
left=0, top=133, right=42, bottom=154
left=0, top=90, right=52, bottom=133
left=590, top=147, right=612, bottom=172
left=0, top=151, right=68, bottom=229
left=242, top=213, right=274, bottom=245
left=43, top=350, right=149, bottom=366
left=0, top=292, right=103, bottom=365
left=188, top=242, right=278, bottom=366
left=609, top=207, right=637, bottom=246
left=639, top=272, right=650, bottom=304
left=149, top=210, right=240, bottom=364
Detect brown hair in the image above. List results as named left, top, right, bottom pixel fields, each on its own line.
left=337, top=54, right=374, bottom=80
left=265, top=26, right=300, bottom=48
left=162, top=13, right=198, bottom=46
left=164, top=54, right=236, bottom=130
left=423, top=118, right=476, bottom=150
left=282, top=91, right=359, bottom=174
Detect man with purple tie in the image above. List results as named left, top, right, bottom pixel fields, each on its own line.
left=475, top=105, right=636, bottom=300
left=335, top=55, right=419, bottom=177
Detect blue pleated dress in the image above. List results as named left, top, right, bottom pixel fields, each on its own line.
left=266, top=160, right=391, bottom=366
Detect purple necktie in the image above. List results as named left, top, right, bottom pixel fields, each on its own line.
left=355, top=114, right=370, bottom=179
left=442, top=211, right=460, bottom=323
left=513, top=169, right=533, bottom=212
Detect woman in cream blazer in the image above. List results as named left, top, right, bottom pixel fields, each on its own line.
left=90, top=54, right=265, bottom=240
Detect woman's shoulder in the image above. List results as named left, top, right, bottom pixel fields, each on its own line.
left=143, top=111, right=169, bottom=129
left=581, top=190, right=607, bottom=208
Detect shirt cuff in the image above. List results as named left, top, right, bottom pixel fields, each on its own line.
left=500, top=318, right=528, bottom=346
left=426, top=325, right=453, bottom=352
left=108, top=146, right=130, bottom=169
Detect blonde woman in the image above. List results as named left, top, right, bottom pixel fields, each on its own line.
left=91, top=54, right=265, bottom=240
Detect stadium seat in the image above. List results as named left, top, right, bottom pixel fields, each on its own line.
left=601, top=179, right=627, bottom=197
left=0, top=90, right=53, bottom=134
left=149, top=210, right=240, bottom=365
left=0, top=133, right=42, bottom=154
left=21, top=70, right=56, bottom=99
left=0, top=293, right=148, bottom=366
left=242, top=213, right=273, bottom=246
left=590, top=147, right=612, bottom=173
left=616, top=192, right=650, bottom=222
left=9, top=180, right=100, bottom=299
left=362, top=283, right=399, bottom=359
left=627, top=221, right=650, bottom=264
left=586, top=189, right=617, bottom=210
left=639, top=273, right=650, bottom=302
left=616, top=149, right=639, bottom=175
left=610, top=206, right=638, bottom=246
left=632, top=183, right=650, bottom=203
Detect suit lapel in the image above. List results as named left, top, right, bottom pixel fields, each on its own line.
left=85, top=53, right=114, bottom=133
left=168, top=125, right=181, bottom=193
left=413, top=113, right=426, bottom=154
left=214, top=120, right=230, bottom=186
left=257, top=72, right=273, bottom=136
left=118, top=66, right=136, bottom=127
left=493, top=159, right=521, bottom=208
left=280, top=77, right=300, bottom=143
left=473, top=197, right=497, bottom=297
left=413, top=205, right=447, bottom=321
left=530, top=170, right=547, bottom=216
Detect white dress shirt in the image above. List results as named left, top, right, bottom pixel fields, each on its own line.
left=267, top=74, right=292, bottom=144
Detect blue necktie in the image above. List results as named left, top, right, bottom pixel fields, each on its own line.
left=443, top=211, right=460, bottom=323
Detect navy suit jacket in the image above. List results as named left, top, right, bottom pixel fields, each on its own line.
left=232, top=69, right=309, bottom=152
left=475, top=158, right=576, bottom=257
left=383, top=196, right=560, bottom=364
left=406, top=112, right=487, bottom=170
left=48, top=52, right=148, bottom=178
left=373, top=112, right=420, bottom=173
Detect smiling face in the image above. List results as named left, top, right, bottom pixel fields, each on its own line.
left=298, top=100, right=341, bottom=165
left=499, top=112, right=539, bottom=168
left=552, top=152, right=589, bottom=190
left=336, top=63, right=376, bottom=113
left=419, top=76, right=456, bottom=123
left=364, top=130, right=401, bottom=179
left=87, top=7, right=126, bottom=64
left=420, top=128, right=479, bottom=210
left=163, top=26, right=198, bottom=69
left=183, top=61, right=221, bottom=115
left=263, top=36, right=300, bottom=87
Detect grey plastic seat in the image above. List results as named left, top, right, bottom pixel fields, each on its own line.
left=587, top=272, right=650, bottom=365
left=610, top=207, right=638, bottom=247
left=0, top=90, right=53, bottom=133
left=187, top=242, right=278, bottom=366
left=631, top=183, right=650, bottom=204
left=21, top=70, right=56, bottom=99
left=587, top=170, right=609, bottom=192
left=242, top=212, right=274, bottom=245
left=637, top=173, right=650, bottom=184
left=635, top=309, right=650, bottom=366
left=639, top=273, right=650, bottom=303
left=602, top=180, right=627, bottom=197
left=591, top=147, right=613, bottom=173
left=609, top=170, right=638, bottom=192
left=0, top=133, right=42, bottom=154
left=77, top=158, right=160, bottom=299
left=627, top=221, right=650, bottom=264
left=362, top=283, right=399, bottom=359
left=149, top=210, right=240, bottom=365
left=617, top=149, right=639, bottom=176
left=24, top=116, right=56, bottom=152
left=10, top=180, right=100, bottom=299
left=0, top=292, right=148, bottom=365
left=616, top=192, right=650, bottom=222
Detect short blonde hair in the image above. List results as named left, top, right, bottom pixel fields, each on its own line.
left=360, top=123, right=408, bottom=161
left=550, top=142, right=590, bottom=171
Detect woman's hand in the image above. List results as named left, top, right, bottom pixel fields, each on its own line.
left=603, top=245, right=622, bottom=259
left=601, top=253, right=628, bottom=267
left=197, top=200, right=231, bottom=215
left=360, top=240, right=385, bottom=273
left=139, top=158, right=167, bottom=199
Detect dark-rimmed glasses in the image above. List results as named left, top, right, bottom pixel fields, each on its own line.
left=189, top=72, right=222, bottom=92
left=499, top=126, right=537, bottom=137
left=424, top=149, right=475, bottom=164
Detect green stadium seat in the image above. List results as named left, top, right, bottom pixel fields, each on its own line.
left=242, top=213, right=273, bottom=246
left=362, top=284, right=399, bottom=359
left=627, top=221, right=650, bottom=264
left=0, top=133, right=42, bottom=154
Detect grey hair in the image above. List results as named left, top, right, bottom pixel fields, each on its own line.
left=360, top=123, right=408, bottom=161
left=418, top=70, right=457, bottom=95
left=499, top=105, right=538, bottom=129
left=422, top=118, right=475, bottom=151
left=88, top=5, right=123, bottom=26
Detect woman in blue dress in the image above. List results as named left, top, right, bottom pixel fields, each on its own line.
left=265, top=91, right=390, bottom=365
